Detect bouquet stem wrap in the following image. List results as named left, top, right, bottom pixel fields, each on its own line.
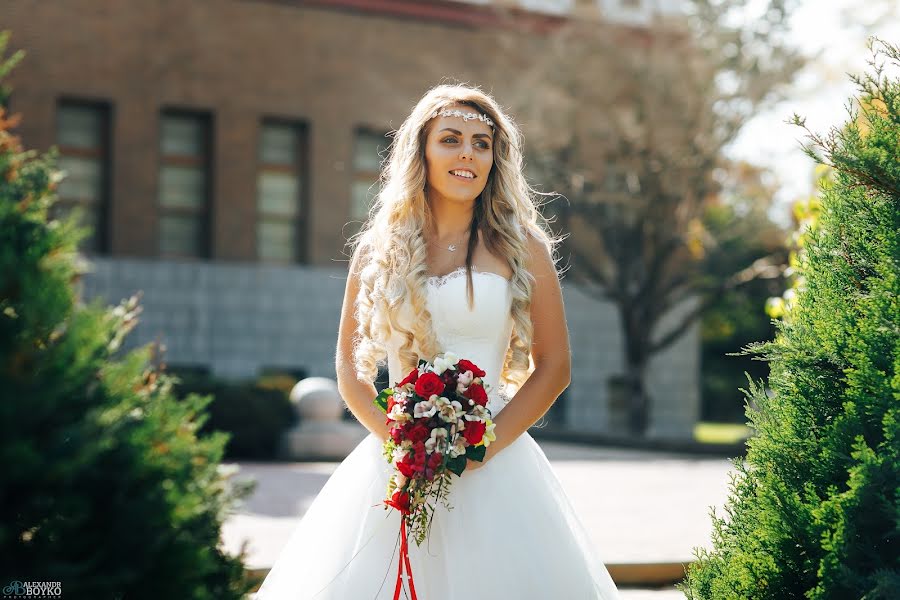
left=393, top=522, right=418, bottom=600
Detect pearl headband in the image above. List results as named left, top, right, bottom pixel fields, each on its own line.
left=429, top=107, right=495, bottom=129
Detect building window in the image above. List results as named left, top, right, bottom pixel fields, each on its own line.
left=350, top=129, right=389, bottom=229
left=519, top=0, right=574, bottom=15
left=257, top=120, right=307, bottom=264
left=599, top=0, right=652, bottom=25
left=55, top=100, right=111, bottom=254
left=158, top=110, right=211, bottom=259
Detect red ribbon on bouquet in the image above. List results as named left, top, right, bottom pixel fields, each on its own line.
left=393, top=522, right=419, bottom=600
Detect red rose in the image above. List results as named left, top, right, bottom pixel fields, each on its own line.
left=427, top=452, right=443, bottom=471
left=414, top=372, right=444, bottom=399
left=412, top=442, right=427, bottom=471
left=440, top=369, right=457, bottom=388
left=463, top=420, right=486, bottom=446
left=413, top=442, right=426, bottom=464
left=407, top=422, right=430, bottom=444
left=396, top=458, right=416, bottom=478
left=385, top=490, right=410, bottom=514
left=390, top=426, right=404, bottom=444
left=424, top=452, right=443, bottom=481
left=464, top=383, right=489, bottom=407
left=398, top=368, right=419, bottom=387
left=457, top=359, right=485, bottom=378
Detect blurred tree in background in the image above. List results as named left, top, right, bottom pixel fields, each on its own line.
left=700, top=160, right=789, bottom=423
left=500, top=0, right=805, bottom=434
left=0, top=33, right=256, bottom=598
left=680, top=37, right=900, bottom=599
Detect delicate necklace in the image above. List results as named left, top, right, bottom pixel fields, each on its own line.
left=428, top=231, right=469, bottom=252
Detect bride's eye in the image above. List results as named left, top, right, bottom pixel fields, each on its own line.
left=441, top=136, right=489, bottom=150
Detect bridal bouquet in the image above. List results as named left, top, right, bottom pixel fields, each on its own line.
left=373, top=351, right=497, bottom=600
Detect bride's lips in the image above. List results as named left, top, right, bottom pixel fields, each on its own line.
left=449, top=170, right=477, bottom=182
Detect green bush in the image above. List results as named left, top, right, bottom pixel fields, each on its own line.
left=679, top=38, right=900, bottom=599
left=0, top=33, right=256, bottom=598
left=169, top=371, right=296, bottom=460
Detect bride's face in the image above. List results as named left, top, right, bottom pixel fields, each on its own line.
left=423, top=106, right=494, bottom=205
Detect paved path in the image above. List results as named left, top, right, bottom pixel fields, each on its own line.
left=222, top=439, right=734, bottom=588
left=250, top=588, right=686, bottom=598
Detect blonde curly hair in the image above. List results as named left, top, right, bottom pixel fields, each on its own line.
left=347, top=83, right=561, bottom=393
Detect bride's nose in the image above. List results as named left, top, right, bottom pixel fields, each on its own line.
left=459, top=143, right=473, bottom=161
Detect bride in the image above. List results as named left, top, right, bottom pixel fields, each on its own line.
left=255, top=84, right=621, bottom=599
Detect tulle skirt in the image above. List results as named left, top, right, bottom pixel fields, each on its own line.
left=255, top=431, right=621, bottom=600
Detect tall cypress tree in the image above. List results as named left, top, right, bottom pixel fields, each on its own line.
left=0, top=32, right=256, bottom=599
left=679, top=37, right=900, bottom=599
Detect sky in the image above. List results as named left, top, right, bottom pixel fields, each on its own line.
left=724, top=0, right=900, bottom=226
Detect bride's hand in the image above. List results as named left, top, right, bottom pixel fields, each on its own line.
left=466, top=456, right=488, bottom=471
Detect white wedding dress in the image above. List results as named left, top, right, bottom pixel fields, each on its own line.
left=255, top=266, right=621, bottom=599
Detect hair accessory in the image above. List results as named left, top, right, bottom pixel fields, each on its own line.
left=429, top=107, right=494, bottom=129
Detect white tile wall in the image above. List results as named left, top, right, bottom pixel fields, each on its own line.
left=82, top=257, right=699, bottom=438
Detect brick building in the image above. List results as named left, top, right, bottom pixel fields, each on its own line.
left=4, top=0, right=699, bottom=439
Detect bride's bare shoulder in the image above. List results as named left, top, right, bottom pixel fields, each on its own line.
left=348, top=238, right=373, bottom=279
left=519, top=228, right=553, bottom=277
left=479, top=226, right=555, bottom=282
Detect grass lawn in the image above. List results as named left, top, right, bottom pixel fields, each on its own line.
left=693, top=421, right=752, bottom=445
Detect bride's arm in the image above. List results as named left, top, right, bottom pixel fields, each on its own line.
left=487, top=232, right=571, bottom=459
left=335, top=243, right=391, bottom=443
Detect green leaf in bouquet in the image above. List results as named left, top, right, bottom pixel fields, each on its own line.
left=446, top=455, right=467, bottom=477
left=465, top=444, right=486, bottom=462
left=373, top=387, right=393, bottom=413
left=381, top=439, right=397, bottom=463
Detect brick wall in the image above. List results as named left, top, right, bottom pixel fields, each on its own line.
left=5, top=0, right=543, bottom=262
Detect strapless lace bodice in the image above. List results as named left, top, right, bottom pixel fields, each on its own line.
left=386, top=265, right=514, bottom=417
